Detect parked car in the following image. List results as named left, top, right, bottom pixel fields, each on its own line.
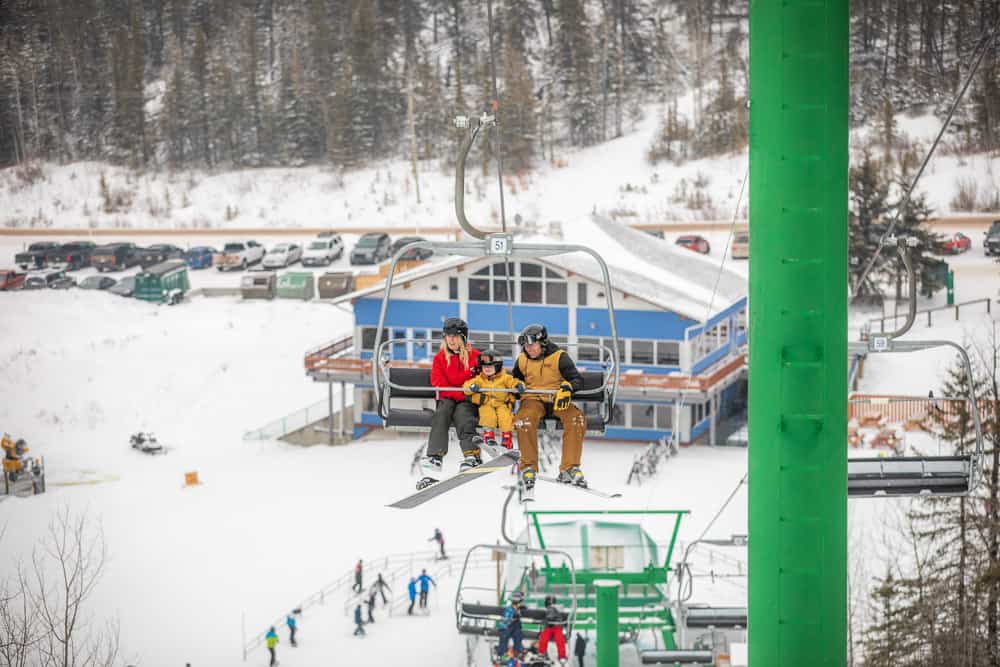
left=317, top=231, right=341, bottom=239
left=15, top=242, right=61, bottom=270
left=675, top=235, right=711, bottom=255
left=78, top=275, right=117, bottom=290
left=390, top=236, right=433, bottom=261
left=0, top=270, right=27, bottom=290
left=302, top=237, right=343, bottom=266
left=941, top=232, right=972, bottom=255
left=350, top=232, right=392, bottom=265
left=984, top=221, right=1000, bottom=256
left=135, top=260, right=189, bottom=305
left=643, top=229, right=666, bottom=239
left=263, top=243, right=303, bottom=269
left=731, top=230, right=749, bottom=259
left=45, top=241, right=97, bottom=270
left=214, top=240, right=265, bottom=271
left=183, top=246, right=217, bottom=270
left=23, top=269, right=74, bottom=290
left=136, top=243, right=185, bottom=269
left=91, top=243, right=140, bottom=272
left=108, top=275, right=136, bottom=297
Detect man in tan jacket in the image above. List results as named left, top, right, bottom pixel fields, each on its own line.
left=511, top=324, right=588, bottom=490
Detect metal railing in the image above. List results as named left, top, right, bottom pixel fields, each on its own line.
left=242, top=391, right=352, bottom=441
left=866, top=297, right=991, bottom=333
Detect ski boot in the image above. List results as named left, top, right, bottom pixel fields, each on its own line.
left=500, top=432, right=514, bottom=449
left=458, top=450, right=483, bottom=472
left=416, top=455, right=442, bottom=490
left=519, top=466, right=537, bottom=502
left=483, top=430, right=497, bottom=447
left=556, top=465, right=588, bottom=488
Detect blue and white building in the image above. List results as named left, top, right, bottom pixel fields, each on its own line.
left=309, top=216, right=748, bottom=444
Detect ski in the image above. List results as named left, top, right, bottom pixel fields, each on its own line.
left=389, top=450, right=520, bottom=509
left=536, top=475, right=623, bottom=499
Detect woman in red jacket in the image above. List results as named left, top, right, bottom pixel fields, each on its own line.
left=420, top=317, right=482, bottom=480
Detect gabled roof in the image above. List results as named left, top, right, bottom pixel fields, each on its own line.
left=333, top=215, right=748, bottom=322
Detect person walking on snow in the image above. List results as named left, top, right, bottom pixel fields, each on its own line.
left=407, top=577, right=418, bottom=615
left=429, top=528, right=447, bottom=559
left=574, top=633, right=588, bottom=667
left=265, top=626, right=278, bottom=666
left=537, top=595, right=568, bottom=665
left=373, top=572, right=392, bottom=604
left=286, top=612, right=298, bottom=647
left=417, top=569, right=436, bottom=609
left=420, top=318, right=482, bottom=479
left=366, top=586, right=377, bottom=623
left=353, top=604, right=366, bottom=636
left=463, top=347, right=522, bottom=450
left=511, top=324, right=588, bottom=491
left=353, top=559, right=363, bottom=593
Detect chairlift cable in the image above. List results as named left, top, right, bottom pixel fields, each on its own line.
left=485, top=0, right=507, bottom=234
left=853, top=13, right=1000, bottom=296
left=702, top=163, right=749, bottom=325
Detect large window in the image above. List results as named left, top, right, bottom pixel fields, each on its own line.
left=656, top=405, right=674, bottom=429
left=448, top=277, right=458, bottom=300
left=361, top=327, right=389, bottom=351
left=631, top=404, right=656, bottom=428
left=657, top=341, right=680, bottom=365
left=631, top=340, right=655, bottom=365
left=466, top=261, right=567, bottom=305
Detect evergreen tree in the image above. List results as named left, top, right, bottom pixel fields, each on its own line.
left=557, top=0, right=598, bottom=146
left=849, top=150, right=891, bottom=298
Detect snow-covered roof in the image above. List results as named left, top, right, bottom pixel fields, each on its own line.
left=336, top=215, right=748, bottom=322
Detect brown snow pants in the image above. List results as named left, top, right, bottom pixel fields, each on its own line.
left=513, top=400, right=585, bottom=472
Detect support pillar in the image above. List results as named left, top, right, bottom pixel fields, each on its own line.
left=748, top=1, right=848, bottom=665
left=340, top=382, right=348, bottom=437
left=595, top=580, right=621, bottom=667
left=328, top=381, right=334, bottom=446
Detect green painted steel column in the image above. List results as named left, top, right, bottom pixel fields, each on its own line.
left=748, top=0, right=848, bottom=665
left=594, top=580, right=621, bottom=667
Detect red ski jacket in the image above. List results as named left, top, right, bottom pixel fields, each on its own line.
left=431, top=347, right=480, bottom=401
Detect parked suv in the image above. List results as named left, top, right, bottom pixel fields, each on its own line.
left=985, top=221, right=1000, bottom=256
left=46, top=241, right=97, bottom=270
left=350, top=233, right=391, bottom=265
left=15, top=242, right=60, bottom=270
left=136, top=244, right=185, bottom=268
left=92, top=243, right=140, bottom=272
left=23, top=269, right=75, bottom=290
left=303, top=236, right=343, bottom=266
left=390, top=236, right=433, bottom=261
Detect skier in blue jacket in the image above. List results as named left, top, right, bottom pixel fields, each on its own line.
left=286, top=611, right=298, bottom=647
left=417, top=569, right=436, bottom=609
left=496, top=591, right=525, bottom=661
left=353, top=604, right=366, bottom=636
left=407, top=577, right=418, bottom=615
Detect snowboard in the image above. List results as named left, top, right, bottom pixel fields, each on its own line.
left=389, top=450, right=520, bottom=509
left=536, top=475, right=622, bottom=499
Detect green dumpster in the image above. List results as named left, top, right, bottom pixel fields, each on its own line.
left=134, top=260, right=189, bottom=305
left=277, top=271, right=315, bottom=300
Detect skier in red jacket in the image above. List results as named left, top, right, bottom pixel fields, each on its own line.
left=419, top=317, right=482, bottom=482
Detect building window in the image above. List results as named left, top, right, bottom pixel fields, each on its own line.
left=469, top=278, right=490, bottom=301
left=361, top=327, right=388, bottom=351
left=578, top=283, right=587, bottom=306
left=631, top=404, right=655, bottom=428
left=449, top=277, right=458, bottom=300
left=610, top=404, right=626, bottom=426
left=631, top=340, right=655, bottom=365
left=521, top=280, right=543, bottom=303
left=465, top=261, right=567, bottom=305
left=576, top=336, right=601, bottom=361
left=362, top=390, right=376, bottom=412
left=546, top=281, right=567, bottom=305
left=657, top=341, right=680, bottom=365
left=656, top=405, right=674, bottom=429
left=736, top=309, right=747, bottom=337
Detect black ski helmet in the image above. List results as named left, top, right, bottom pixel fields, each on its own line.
left=517, top=323, right=548, bottom=347
left=476, top=348, right=504, bottom=374
left=442, top=317, right=469, bottom=340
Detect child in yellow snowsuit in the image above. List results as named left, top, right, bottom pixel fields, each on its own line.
left=463, top=348, right=524, bottom=449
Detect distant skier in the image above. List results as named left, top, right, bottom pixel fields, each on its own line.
left=366, top=587, right=377, bottom=623
left=537, top=595, right=567, bottom=664
left=496, top=591, right=525, bottom=661
left=286, top=611, right=298, bottom=647
left=429, top=528, right=447, bottom=559
left=353, top=604, right=366, bottom=636
left=265, top=626, right=278, bottom=666
left=373, top=572, right=392, bottom=604
left=353, top=559, right=364, bottom=593
left=417, top=569, right=436, bottom=609
left=407, top=577, right=418, bottom=615
left=574, top=633, right=588, bottom=667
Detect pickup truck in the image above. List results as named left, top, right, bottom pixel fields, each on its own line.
left=0, top=270, right=27, bottom=290
left=214, top=241, right=265, bottom=271
left=15, top=242, right=61, bottom=270
left=136, top=243, right=185, bottom=269
left=91, top=243, right=140, bottom=272
left=46, top=241, right=97, bottom=270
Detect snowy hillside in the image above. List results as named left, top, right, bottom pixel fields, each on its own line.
left=3, top=105, right=996, bottom=234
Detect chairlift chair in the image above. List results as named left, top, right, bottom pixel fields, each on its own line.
left=846, top=239, right=984, bottom=498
